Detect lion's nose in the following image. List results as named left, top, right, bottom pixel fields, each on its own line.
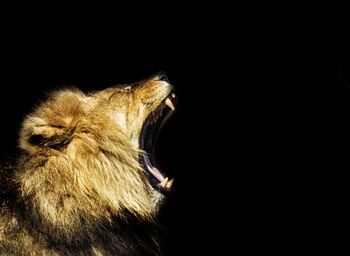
left=154, top=72, right=169, bottom=83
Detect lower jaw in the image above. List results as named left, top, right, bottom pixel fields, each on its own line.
left=140, top=153, right=173, bottom=195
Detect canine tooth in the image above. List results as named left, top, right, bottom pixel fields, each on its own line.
left=164, top=97, right=175, bottom=111
left=166, top=178, right=174, bottom=189
left=160, top=177, right=168, bottom=188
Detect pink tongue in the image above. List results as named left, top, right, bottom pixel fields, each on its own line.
left=146, top=163, right=165, bottom=182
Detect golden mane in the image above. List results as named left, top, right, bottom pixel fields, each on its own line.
left=19, top=90, right=160, bottom=223
left=1, top=73, right=175, bottom=255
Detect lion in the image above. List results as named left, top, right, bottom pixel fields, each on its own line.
left=0, top=73, right=176, bottom=255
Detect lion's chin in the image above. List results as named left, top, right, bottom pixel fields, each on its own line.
left=139, top=92, right=176, bottom=195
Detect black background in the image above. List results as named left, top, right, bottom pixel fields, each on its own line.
left=1, top=2, right=350, bottom=255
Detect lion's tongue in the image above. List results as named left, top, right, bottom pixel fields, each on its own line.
left=143, top=154, right=165, bottom=182
left=146, top=163, right=165, bottom=183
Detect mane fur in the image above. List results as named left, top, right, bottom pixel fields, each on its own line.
left=0, top=89, right=164, bottom=255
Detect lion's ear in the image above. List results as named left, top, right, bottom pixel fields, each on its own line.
left=19, top=118, right=73, bottom=154
left=18, top=89, right=86, bottom=155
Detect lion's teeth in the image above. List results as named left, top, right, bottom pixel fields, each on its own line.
left=159, top=177, right=174, bottom=189
left=171, top=93, right=176, bottom=99
left=166, top=178, right=174, bottom=189
left=160, top=177, right=168, bottom=188
left=164, top=97, right=175, bottom=111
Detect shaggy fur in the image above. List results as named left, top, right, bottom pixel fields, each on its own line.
left=0, top=74, right=174, bottom=255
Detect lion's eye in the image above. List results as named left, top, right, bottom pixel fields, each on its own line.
left=124, top=86, right=131, bottom=92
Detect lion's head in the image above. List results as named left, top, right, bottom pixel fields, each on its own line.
left=18, top=73, right=176, bottom=226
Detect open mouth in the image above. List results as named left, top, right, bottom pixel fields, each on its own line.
left=139, top=92, right=176, bottom=194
